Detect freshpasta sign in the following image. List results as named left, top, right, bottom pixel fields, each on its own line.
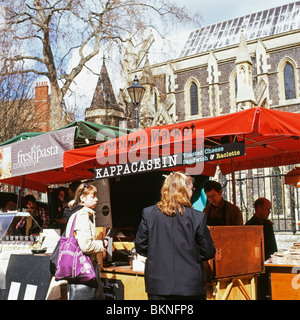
left=15, top=144, right=59, bottom=171
left=94, top=142, right=245, bottom=179
left=0, top=127, right=76, bottom=179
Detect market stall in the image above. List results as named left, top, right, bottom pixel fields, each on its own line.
left=0, top=121, right=131, bottom=193
left=0, top=212, right=57, bottom=300
left=284, top=167, right=300, bottom=187
left=0, top=121, right=130, bottom=300
left=61, top=107, right=300, bottom=300
left=265, top=242, right=300, bottom=300
left=100, top=225, right=264, bottom=300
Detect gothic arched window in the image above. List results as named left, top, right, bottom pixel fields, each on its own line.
left=190, top=82, right=198, bottom=116
left=154, top=91, right=158, bottom=111
left=284, top=62, right=296, bottom=100
left=235, top=76, right=238, bottom=98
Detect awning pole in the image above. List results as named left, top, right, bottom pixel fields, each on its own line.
left=17, top=175, right=25, bottom=210
left=231, top=160, right=236, bottom=205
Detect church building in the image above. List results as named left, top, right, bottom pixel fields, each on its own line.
left=117, top=1, right=300, bottom=127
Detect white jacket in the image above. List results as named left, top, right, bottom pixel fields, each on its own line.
left=65, top=205, right=105, bottom=258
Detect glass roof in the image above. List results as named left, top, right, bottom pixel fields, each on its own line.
left=180, top=1, right=300, bottom=57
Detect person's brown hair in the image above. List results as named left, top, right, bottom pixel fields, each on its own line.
left=157, top=172, right=194, bottom=216
left=74, top=183, right=97, bottom=205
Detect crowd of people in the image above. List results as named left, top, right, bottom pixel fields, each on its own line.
left=2, top=173, right=278, bottom=300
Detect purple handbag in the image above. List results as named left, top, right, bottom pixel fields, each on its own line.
left=55, top=214, right=96, bottom=283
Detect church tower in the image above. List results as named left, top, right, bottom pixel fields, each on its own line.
left=85, top=58, right=125, bottom=127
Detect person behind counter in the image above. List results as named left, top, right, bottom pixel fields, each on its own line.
left=54, top=187, right=68, bottom=225
left=65, top=183, right=108, bottom=300
left=245, top=198, right=277, bottom=300
left=16, top=194, right=50, bottom=235
left=52, top=182, right=82, bottom=232
left=245, top=198, right=277, bottom=260
left=62, top=181, right=82, bottom=223
left=135, top=171, right=216, bottom=300
left=203, top=180, right=243, bottom=226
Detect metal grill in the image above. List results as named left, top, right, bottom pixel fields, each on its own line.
left=220, top=166, right=300, bottom=232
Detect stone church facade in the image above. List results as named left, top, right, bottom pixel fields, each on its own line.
left=127, top=1, right=300, bottom=127
left=86, top=3, right=300, bottom=129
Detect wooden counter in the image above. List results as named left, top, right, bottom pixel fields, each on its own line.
left=265, top=263, right=300, bottom=300
left=101, top=265, right=143, bottom=276
left=99, top=226, right=263, bottom=300
left=100, top=266, right=147, bottom=300
left=100, top=265, right=258, bottom=300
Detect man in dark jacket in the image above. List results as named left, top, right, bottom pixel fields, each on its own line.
left=246, top=198, right=277, bottom=260
left=203, top=180, right=243, bottom=226
left=246, top=197, right=277, bottom=299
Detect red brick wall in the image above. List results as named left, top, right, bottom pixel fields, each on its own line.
left=34, top=82, right=50, bottom=132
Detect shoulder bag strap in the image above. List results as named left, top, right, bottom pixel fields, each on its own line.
left=69, top=214, right=78, bottom=238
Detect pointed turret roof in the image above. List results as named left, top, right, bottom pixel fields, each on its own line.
left=90, top=59, right=118, bottom=109
left=235, top=30, right=252, bottom=65
left=141, top=55, right=154, bottom=85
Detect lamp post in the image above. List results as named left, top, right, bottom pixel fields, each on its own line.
left=127, top=75, right=145, bottom=130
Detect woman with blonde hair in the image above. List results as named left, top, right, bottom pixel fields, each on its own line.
left=135, top=172, right=215, bottom=300
left=65, top=183, right=107, bottom=300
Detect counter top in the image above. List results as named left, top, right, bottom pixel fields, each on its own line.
left=100, top=265, right=144, bottom=276
left=265, top=263, right=299, bottom=267
left=265, top=263, right=300, bottom=268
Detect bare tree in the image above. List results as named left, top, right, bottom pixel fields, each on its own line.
left=0, top=20, right=50, bottom=143
left=0, top=0, right=199, bottom=130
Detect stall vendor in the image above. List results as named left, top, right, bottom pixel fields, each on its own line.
left=16, top=195, right=49, bottom=235
left=203, top=180, right=243, bottom=226
left=245, top=198, right=277, bottom=260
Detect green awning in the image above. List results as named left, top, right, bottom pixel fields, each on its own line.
left=0, top=121, right=132, bottom=148
left=0, top=132, right=44, bottom=146
left=61, top=121, right=132, bottom=148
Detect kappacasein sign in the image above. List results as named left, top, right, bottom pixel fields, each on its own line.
left=94, top=141, right=245, bottom=179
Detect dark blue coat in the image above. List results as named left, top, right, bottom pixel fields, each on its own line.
left=134, top=205, right=215, bottom=297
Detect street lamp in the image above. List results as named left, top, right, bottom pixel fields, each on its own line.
left=127, top=75, right=145, bottom=130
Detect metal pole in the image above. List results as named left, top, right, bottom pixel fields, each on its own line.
left=135, top=103, right=139, bottom=130
left=231, top=159, right=236, bottom=205
left=17, top=175, right=25, bottom=210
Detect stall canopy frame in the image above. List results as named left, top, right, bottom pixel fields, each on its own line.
left=0, top=120, right=132, bottom=148
left=63, top=107, right=300, bottom=180
left=0, top=121, right=131, bottom=193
